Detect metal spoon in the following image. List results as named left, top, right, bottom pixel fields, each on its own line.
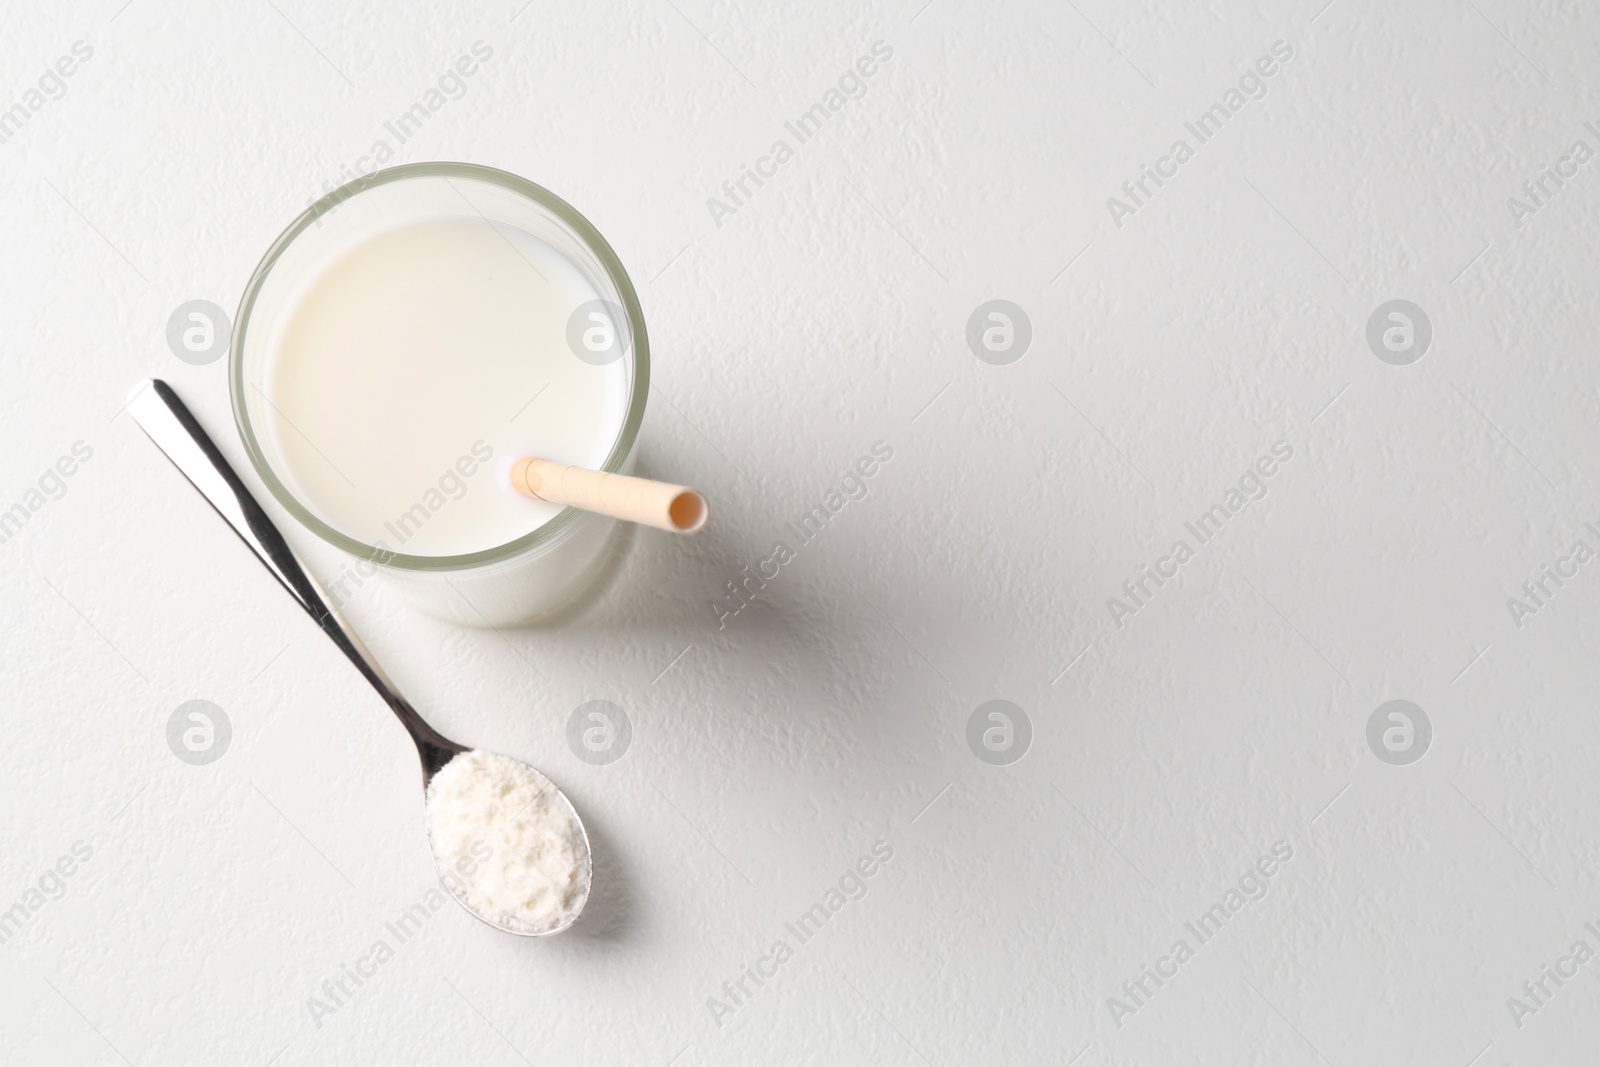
left=129, top=378, right=592, bottom=936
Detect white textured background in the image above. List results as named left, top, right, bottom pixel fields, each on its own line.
left=2, top=0, right=1598, bottom=1063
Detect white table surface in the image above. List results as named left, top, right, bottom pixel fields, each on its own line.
left=3, top=1, right=1598, bottom=1063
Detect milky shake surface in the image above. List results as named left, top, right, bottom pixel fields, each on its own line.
left=263, top=215, right=631, bottom=557
left=425, top=750, right=590, bottom=935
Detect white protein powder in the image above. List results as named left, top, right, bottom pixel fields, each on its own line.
left=425, top=750, right=591, bottom=935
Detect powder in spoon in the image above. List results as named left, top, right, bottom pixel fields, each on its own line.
left=425, top=750, right=591, bottom=935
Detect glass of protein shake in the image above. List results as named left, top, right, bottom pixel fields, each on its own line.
left=230, top=163, right=648, bottom=626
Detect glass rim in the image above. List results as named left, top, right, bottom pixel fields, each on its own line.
left=229, top=161, right=650, bottom=572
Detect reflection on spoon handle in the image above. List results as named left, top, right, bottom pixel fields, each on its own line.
left=128, top=379, right=464, bottom=778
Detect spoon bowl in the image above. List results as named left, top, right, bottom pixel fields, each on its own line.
left=129, top=378, right=591, bottom=936
left=426, top=752, right=593, bottom=937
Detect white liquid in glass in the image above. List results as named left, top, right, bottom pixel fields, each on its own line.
left=263, top=216, right=630, bottom=557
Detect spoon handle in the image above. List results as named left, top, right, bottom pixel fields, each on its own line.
left=128, top=379, right=464, bottom=779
